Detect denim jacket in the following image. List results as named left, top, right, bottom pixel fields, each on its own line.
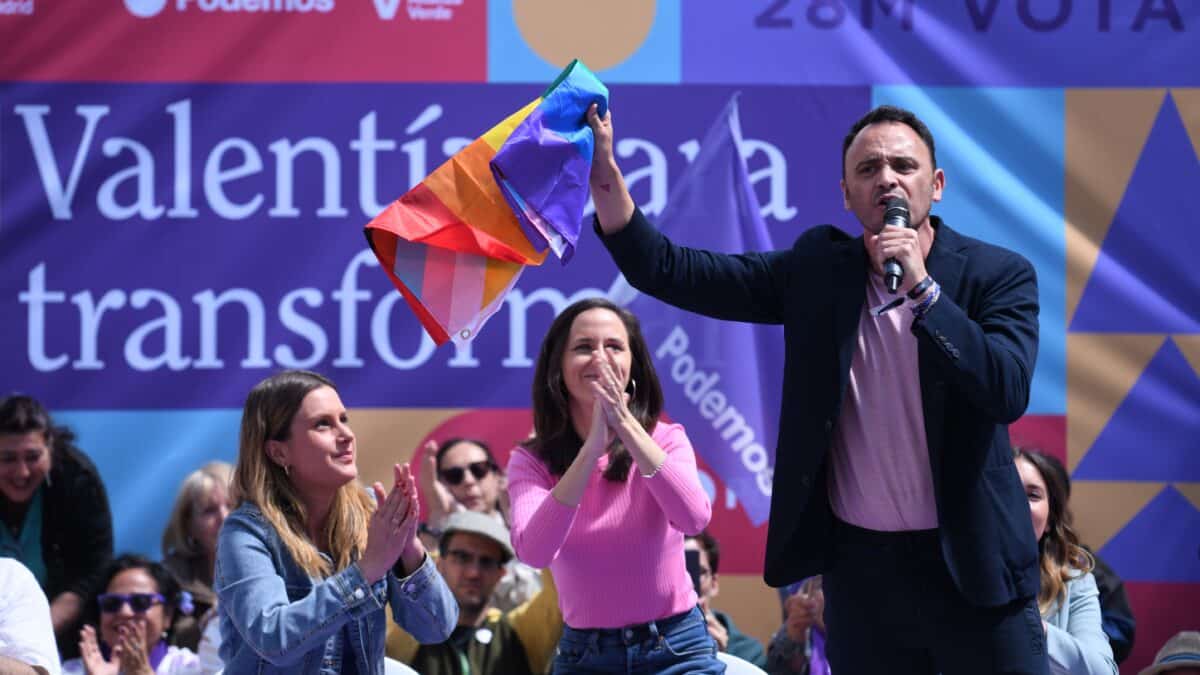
left=216, top=502, right=457, bottom=675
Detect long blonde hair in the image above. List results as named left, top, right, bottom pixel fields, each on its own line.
left=162, top=461, right=233, bottom=586
left=231, top=370, right=373, bottom=577
left=1015, top=448, right=1093, bottom=614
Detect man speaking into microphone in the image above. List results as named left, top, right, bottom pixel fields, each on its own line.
left=588, top=104, right=1044, bottom=675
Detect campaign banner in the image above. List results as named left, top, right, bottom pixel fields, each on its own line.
left=620, top=96, right=785, bottom=525
left=682, top=0, right=1200, bottom=86
left=0, top=0, right=486, bottom=82
left=0, top=83, right=866, bottom=411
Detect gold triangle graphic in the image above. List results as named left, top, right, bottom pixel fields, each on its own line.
left=1065, top=89, right=1165, bottom=324
left=1071, top=480, right=1162, bottom=550
left=1068, top=334, right=1163, bottom=470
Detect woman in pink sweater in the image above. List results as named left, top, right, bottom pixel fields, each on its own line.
left=506, top=297, right=725, bottom=674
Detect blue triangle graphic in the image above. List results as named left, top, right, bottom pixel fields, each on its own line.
left=1071, top=94, right=1200, bottom=332
left=1098, top=486, right=1200, bottom=583
left=1073, top=338, right=1200, bottom=481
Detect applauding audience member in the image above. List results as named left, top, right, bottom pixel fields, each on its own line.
left=63, top=554, right=200, bottom=675
left=685, top=531, right=767, bottom=668
left=0, top=395, right=114, bottom=658
left=1015, top=448, right=1117, bottom=675
left=161, top=462, right=233, bottom=651
left=507, top=298, right=722, bottom=674
left=419, top=439, right=507, bottom=528
left=387, top=510, right=562, bottom=674
left=215, top=370, right=456, bottom=675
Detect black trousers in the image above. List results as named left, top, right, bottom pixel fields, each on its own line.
left=823, top=518, right=1049, bottom=675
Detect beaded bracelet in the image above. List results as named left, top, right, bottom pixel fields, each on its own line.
left=907, top=275, right=935, bottom=300
left=911, top=281, right=941, bottom=319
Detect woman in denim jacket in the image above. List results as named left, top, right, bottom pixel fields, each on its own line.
left=216, top=370, right=457, bottom=674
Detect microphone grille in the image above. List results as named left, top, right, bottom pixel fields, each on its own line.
left=884, top=196, right=909, bottom=217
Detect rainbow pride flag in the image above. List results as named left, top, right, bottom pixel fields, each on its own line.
left=365, top=60, right=607, bottom=345
left=492, top=60, right=608, bottom=262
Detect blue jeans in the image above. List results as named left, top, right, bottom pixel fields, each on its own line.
left=552, top=606, right=726, bottom=674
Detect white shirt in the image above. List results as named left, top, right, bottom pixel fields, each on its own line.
left=62, top=646, right=201, bottom=675
left=0, top=557, right=62, bottom=675
left=195, top=610, right=223, bottom=675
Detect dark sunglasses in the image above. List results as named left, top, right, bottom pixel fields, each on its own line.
left=445, top=549, right=505, bottom=572
left=439, top=461, right=494, bottom=486
left=97, top=592, right=165, bottom=614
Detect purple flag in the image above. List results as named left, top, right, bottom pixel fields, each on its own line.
left=491, top=59, right=608, bottom=264
left=613, top=95, right=784, bottom=525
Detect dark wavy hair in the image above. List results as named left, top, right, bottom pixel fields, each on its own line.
left=82, top=554, right=187, bottom=643
left=523, top=297, right=663, bottom=482
left=435, top=438, right=499, bottom=474
left=1014, top=448, right=1093, bottom=613
left=0, top=394, right=76, bottom=448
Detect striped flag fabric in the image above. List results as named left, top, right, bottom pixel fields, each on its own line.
left=492, top=60, right=608, bottom=262
left=365, top=60, right=607, bottom=345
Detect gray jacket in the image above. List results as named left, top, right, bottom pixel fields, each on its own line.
left=1044, top=570, right=1118, bottom=675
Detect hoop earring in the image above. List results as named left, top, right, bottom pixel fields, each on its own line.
left=626, top=378, right=637, bottom=398
left=282, top=464, right=290, bottom=477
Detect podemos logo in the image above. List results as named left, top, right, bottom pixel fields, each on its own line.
left=123, top=0, right=167, bottom=17
left=124, top=0, right=333, bottom=17
left=0, top=0, right=34, bottom=15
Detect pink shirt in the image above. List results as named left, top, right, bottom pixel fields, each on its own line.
left=506, top=422, right=712, bottom=629
left=827, top=272, right=939, bottom=531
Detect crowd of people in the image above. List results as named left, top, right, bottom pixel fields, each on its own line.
left=1, top=103, right=1194, bottom=675
left=0, top=317, right=1181, bottom=675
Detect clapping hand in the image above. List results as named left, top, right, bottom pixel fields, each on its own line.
left=360, top=464, right=425, bottom=583
left=591, top=356, right=633, bottom=432
left=116, top=621, right=154, bottom=675
left=79, top=625, right=120, bottom=675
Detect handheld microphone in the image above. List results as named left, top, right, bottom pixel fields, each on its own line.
left=882, top=197, right=910, bottom=294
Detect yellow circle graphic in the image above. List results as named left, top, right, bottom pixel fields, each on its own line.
left=513, top=0, right=656, bottom=71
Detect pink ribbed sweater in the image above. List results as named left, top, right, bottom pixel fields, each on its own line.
left=506, top=422, right=712, bottom=629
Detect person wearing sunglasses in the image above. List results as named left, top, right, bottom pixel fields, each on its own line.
left=62, top=554, right=199, bottom=675
left=418, top=438, right=542, bottom=612
left=386, top=510, right=563, bottom=675
left=215, top=370, right=456, bottom=675
left=507, top=298, right=722, bottom=674
left=420, top=438, right=504, bottom=524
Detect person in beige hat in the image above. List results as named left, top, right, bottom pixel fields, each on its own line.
left=1139, top=631, right=1200, bottom=675
left=386, top=510, right=562, bottom=675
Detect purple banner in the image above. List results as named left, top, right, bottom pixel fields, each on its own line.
left=621, top=96, right=784, bottom=525
left=683, top=0, right=1199, bottom=86
left=1, top=83, right=868, bottom=410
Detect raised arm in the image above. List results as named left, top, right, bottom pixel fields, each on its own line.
left=587, top=103, right=635, bottom=235
left=587, top=103, right=793, bottom=325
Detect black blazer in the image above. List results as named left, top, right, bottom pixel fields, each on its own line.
left=601, top=210, right=1041, bottom=607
